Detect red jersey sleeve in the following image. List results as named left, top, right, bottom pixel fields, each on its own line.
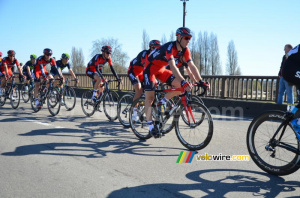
left=50, top=58, right=56, bottom=66
left=184, top=48, right=192, bottom=63
left=108, top=57, right=113, bottom=66
left=15, top=59, right=20, bottom=66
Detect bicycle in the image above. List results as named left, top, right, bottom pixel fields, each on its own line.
left=56, top=78, right=77, bottom=111
left=0, top=75, right=21, bottom=109
left=129, top=85, right=213, bottom=151
left=30, top=78, right=61, bottom=116
left=246, top=106, right=300, bottom=176
left=81, top=79, right=120, bottom=121
left=117, top=83, right=206, bottom=128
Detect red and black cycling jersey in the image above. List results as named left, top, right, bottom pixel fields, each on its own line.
left=86, top=54, right=113, bottom=72
left=129, top=50, right=150, bottom=68
left=146, top=41, right=192, bottom=69
left=0, top=57, right=20, bottom=73
left=34, top=56, right=56, bottom=76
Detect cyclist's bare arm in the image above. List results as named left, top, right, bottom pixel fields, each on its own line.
left=186, top=66, right=197, bottom=83
left=188, top=61, right=202, bottom=81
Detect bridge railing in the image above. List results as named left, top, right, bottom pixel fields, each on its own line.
left=34, top=73, right=295, bottom=102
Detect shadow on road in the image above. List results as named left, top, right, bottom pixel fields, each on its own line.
left=108, top=169, right=300, bottom=197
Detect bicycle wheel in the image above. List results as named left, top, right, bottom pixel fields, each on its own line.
left=161, top=99, right=176, bottom=135
left=247, top=111, right=300, bottom=176
left=21, top=84, right=30, bottom=103
left=63, top=87, right=76, bottom=111
left=175, top=101, right=213, bottom=150
left=30, top=93, right=41, bottom=112
left=103, top=91, right=119, bottom=121
left=0, top=88, right=7, bottom=106
left=181, top=95, right=206, bottom=126
left=129, top=97, right=152, bottom=140
left=81, top=89, right=96, bottom=117
left=47, top=88, right=61, bottom=116
left=10, top=86, right=20, bottom=109
left=118, top=94, right=134, bottom=127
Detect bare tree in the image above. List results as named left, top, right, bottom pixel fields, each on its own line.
left=141, top=29, right=150, bottom=50
left=203, top=31, right=211, bottom=75
left=210, top=33, right=222, bottom=75
left=161, top=34, right=167, bottom=45
left=90, top=38, right=129, bottom=73
left=71, top=47, right=85, bottom=73
left=226, top=40, right=241, bottom=75
left=197, top=31, right=204, bottom=73
left=169, top=31, right=175, bottom=41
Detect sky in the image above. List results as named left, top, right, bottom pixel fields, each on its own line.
left=0, top=0, right=299, bottom=76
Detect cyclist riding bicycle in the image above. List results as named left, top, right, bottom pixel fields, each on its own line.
left=33, top=48, right=57, bottom=108
left=22, top=54, right=37, bottom=91
left=128, top=40, right=161, bottom=121
left=143, top=27, right=209, bottom=138
left=50, top=53, right=79, bottom=104
left=0, top=50, right=23, bottom=96
left=282, top=44, right=300, bottom=132
left=86, top=45, right=121, bottom=101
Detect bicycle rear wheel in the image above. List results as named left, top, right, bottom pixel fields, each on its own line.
left=103, top=91, right=119, bottom=121
left=21, top=84, right=30, bottom=103
left=247, top=111, right=300, bottom=176
left=63, top=87, right=76, bottom=111
left=175, top=101, right=213, bottom=150
left=10, top=86, right=20, bottom=109
left=118, top=94, right=133, bottom=127
left=81, top=90, right=96, bottom=117
left=47, top=88, right=61, bottom=116
left=129, top=97, right=152, bottom=140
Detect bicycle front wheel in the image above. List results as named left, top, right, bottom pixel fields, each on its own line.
left=118, top=94, right=133, bottom=127
left=0, top=89, right=7, bottom=106
left=63, top=87, right=76, bottom=111
left=247, top=111, right=300, bottom=176
left=103, top=91, right=119, bottom=121
left=21, top=84, right=30, bottom=103
left=10, top=86, right=20, bottom=109
left=129, top=97, right=152, bottom=140
left=175, top=101, right=213, bottom=150
left=81, top=90, right=96, bottom=117
left=47, top=88, right=61, bottom=116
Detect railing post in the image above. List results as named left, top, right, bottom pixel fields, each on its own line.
left=275, top=77, right=279, bottom=103
left=221, top=76, right=226, bottom=99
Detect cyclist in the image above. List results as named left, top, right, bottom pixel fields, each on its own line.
left=50, top=53, right=79, bottom=104
left=0, top=51, right=2, bottom=62
left=143, top=27, right=209, bottom=138
left=33, top=48, right=56, bottom=108
left=0, top=50, right=23, bottom=96
left=86, top=45, right=121, bottom=101
left=22, top=54, right=37, bottom=91
left=282, top=44, right=300, bottom=131
left=128, top=40, right=161, bottom=121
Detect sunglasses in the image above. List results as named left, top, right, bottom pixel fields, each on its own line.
left=45, top=54, right=52, bottom=57
left=183, top=37, right=191, bottom=41
left=106, top=52, right=111, bottom=55
left=9, top=55, right=15, bottom=57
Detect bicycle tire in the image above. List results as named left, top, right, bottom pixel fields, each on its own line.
left=0, top=89, right=7, bottom=106
left=47, top=87, right=61, bottom=116
left=63, top=87, right=76, bottom=111
left=247, top=110, right=300, bottom=176
left=117, top=93, right=134, bottom=127
left=30, top=94, right=40, bottom=113
left=103, top=91, right=119, bottom=121
left=21, top=84, right=30, bottom=103
left=129, top=97, right=152, bottom=140
left=175, top=101, right=213, bottom=150
left=10, top=86, right=20, bottom=109
left=81, top=89, right=96, bottom=117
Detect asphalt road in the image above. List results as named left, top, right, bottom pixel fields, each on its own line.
left=0, top=98, right=299, bottom=198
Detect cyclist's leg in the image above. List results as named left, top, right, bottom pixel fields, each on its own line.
left=156, top=68, right=181, bottom=100
left=34, top=72, right=41, bottom=99
left=128, top=66, right=144, bottom=101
